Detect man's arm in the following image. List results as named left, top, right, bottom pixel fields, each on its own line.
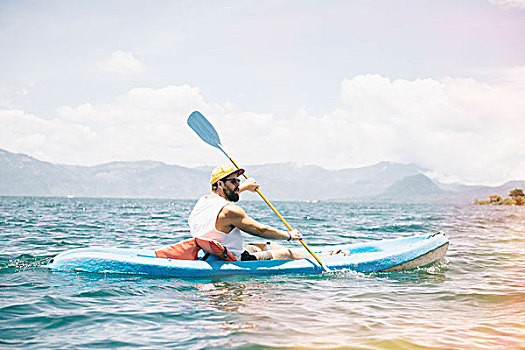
left=220, top=204, right=302, bottom=241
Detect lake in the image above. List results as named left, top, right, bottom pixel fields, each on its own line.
left=1, top=197, right=523, bottom=349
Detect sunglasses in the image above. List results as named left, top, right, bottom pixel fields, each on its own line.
left=222, top=177, right=240, bottom=185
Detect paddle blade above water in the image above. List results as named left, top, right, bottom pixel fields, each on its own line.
left=187, top=111, right=223, bottom=150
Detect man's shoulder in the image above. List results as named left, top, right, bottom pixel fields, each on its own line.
left=195, top=193, right=226, bottom=205
left=220, top=203, right=245, bottom=217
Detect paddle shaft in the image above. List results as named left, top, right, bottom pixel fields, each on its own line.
left=227, top=156, right=329, bottom=271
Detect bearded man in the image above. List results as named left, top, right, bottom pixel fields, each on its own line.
left=188, top=165, right=345, bottom=261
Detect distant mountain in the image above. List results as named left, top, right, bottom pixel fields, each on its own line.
left=0, top=148, right=523, bottom=202
left=0, top=149, right=209, bottom=198
left=241, top=161, right=424, bottom=200
left=381, top=174, right=445, bottom=198
left=447, top=180, right=525, bottom=203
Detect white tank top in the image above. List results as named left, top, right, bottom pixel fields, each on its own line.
left=188, top=194, right=244, bottom=260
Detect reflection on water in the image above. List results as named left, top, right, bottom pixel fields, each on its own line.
left=196, top=281, right=253, bottom=313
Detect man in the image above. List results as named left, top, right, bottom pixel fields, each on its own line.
left=188, top=165, right=343, bottom=261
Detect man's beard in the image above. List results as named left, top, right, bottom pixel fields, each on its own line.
left=224, top=188, right=239, bottom=202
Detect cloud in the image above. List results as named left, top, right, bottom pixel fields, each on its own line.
left=333, top=74, right=525, bottom=184
left=97, top=50, right=144, bottom=74
left=1, top=72, right=524, bottom=185
left=489, top=0, right=525, bottom=9
left=0, top=84, right=237, bottom=167
left=473, top=66, right=525, bottom=90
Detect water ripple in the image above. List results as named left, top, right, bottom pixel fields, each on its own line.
left=0, top=197, right=523, bottom=349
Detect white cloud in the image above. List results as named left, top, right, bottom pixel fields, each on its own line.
left=332, top=74, right=525, bottom=184
left=1, top=74, right=524, bottom=185
left=97, top=50, right=144, bottom=74
left=473, top=66, right=525, bottom=90
left=490, top=0, right=525, bottom=9
left=0, top=84, right=236, bottom=167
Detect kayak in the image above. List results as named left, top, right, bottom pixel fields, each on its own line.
left=47, top=232, right=448, bottom=277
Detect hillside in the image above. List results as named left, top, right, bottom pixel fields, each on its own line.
left=1, top=149, right=523, bottom=202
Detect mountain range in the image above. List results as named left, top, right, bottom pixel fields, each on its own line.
left=1, top=149, right=523, bottom=204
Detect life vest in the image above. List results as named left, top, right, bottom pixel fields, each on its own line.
left=155, top=236, right=237, bottom=261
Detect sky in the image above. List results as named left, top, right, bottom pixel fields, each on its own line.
left=1, top=0, right=524, bottom=186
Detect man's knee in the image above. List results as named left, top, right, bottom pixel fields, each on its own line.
left=253, top=250, right=273, bottom=260
left=269, top=248, right=295, bottom=260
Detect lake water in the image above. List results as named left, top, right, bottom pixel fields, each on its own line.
left=0, top=197, right=523, bottom=349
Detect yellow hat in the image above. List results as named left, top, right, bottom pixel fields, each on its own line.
left=210, top=165, right=245, bottom=184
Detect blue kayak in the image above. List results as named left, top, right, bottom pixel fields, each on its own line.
left=47, top=233, right=448, bottom=277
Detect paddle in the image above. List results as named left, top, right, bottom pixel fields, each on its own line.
left=187, top=111, right=330, bottom=272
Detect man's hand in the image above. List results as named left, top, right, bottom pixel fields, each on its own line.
left=288, top=229, right=303, bottom=241
left=239, top=178, right=260, bottom=193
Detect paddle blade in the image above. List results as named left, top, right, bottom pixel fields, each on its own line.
left=187, top=111, right=223, bottom=149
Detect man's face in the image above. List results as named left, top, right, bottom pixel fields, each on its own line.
left=220, top=176, right=240, bottom=202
